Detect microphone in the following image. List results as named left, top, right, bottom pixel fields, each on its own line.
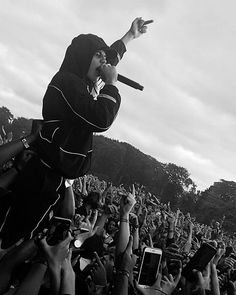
left=117, top=74, right=144, bottom=91
left=98, top=67, right=144, bottom=91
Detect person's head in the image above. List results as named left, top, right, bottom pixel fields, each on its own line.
left=59, top=34, right=118, bottom=81
left=106, top=218, right=118, bottom=235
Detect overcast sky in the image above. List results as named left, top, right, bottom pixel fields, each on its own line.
left=0, top=0, right=235, bottom=190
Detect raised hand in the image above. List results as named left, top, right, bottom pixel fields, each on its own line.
left=161, top=272, right=181, bottom=295
left=120, top=189, right=136, bottom=218
left=121, top=17, right=153, bottom=47
left=78, top=210, right=98, bottom=232
left=89, top=252, right=107, bottom=286
left=73, top=211, right=99, bottom=248
left=40, top=232, right=73, bottom=268
left=129, top=17, right=153, bottom=38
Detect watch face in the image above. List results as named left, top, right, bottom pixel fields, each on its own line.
left=74, top=239, right=82, bottom=248
left=21, top=138, right=30, bottom=149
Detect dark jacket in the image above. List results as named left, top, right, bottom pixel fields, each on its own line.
left=37, top=34, right=126, bottom=178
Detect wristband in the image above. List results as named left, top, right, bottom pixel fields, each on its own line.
left=21, top=137, right=30, bottom=149
left=120, top=218, right=129, bottom=223
left=117, top=270, right=130, bottom=279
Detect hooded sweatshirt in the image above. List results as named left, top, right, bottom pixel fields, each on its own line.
left=37, top=34, right=126, bottom=178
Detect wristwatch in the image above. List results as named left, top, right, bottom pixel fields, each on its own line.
left=21, top=137, right=30, bottom=149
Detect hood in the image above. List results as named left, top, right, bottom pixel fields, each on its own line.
left=59, top=34, right=117, bottom=79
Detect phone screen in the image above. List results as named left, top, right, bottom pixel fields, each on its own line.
left=182, top=243, right=217, bottom=281
left=138, top=249, right=162, bottom=286
left=47, top=217, right=71, bottom=245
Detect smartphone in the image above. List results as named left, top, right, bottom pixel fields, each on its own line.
left=46, top=216, right=72, bottom=246
left=137, top=247, right=162, bottom=288
left=182, top=243, right=217, bottom=282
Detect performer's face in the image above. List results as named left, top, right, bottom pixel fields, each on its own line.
left=87, top=50, right=107, bottom=82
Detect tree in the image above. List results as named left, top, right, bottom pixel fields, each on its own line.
left=0, top=106, right=14, bottom=127
left=11, top=117, right=32, bottom=140
left=160, top=163, right=196, bottom=208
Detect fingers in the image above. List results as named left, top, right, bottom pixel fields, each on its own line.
left=139, top=27, right=147, bottom=34
left=148, top=234, right=153, bottom=248
left=195, top=270, right=203, bottom=282
left=175, top=268, right=182, bottom=285
left=91, top=225, right=99, bottom=236
left=86, top=210, right=92, bottom=221
left=91, top=210, right=98, bottom=228
left=132, top=184, right=135, bottom=196
left=67, top=247, right=72, bottom=260
left=153, top=271, right=162, bottom=289
left=94, top=251, right=103, bottom=268
left=162, top=274, right=173, bottom=284
left=134, top=280, right=146, bottom=295
left=143, top=20, right=154, bottom=26
left=39, top=236, right=49, bottom=251
left=60, top=231, right=73, bottom=247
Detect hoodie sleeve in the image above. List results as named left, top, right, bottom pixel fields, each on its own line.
left=110, top=40, right=127, bottom=66
left=43, top=72, right=121, bottom=133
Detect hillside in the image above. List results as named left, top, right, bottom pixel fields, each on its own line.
left=91, top=135, right=167, bottom=195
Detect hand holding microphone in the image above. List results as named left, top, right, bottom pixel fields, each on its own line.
left=99, top=65, right=144, bottom=91
left=99, top=64, right=118, bottom=86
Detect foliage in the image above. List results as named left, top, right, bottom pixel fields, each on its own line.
left=0, top=106, right=32, bottom=141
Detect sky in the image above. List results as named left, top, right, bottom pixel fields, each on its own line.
left=0, top=0, right=235, bottom=190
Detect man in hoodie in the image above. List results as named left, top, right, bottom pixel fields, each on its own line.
left=0, top=17, right=150, bottom=248
left=37, top=17, right=149, bottom=179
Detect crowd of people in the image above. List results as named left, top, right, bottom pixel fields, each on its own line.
left=1, top=155, right=236, bottom=295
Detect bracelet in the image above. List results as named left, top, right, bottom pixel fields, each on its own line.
left=158, top=291, right=167, bottom=295
left=120, top=218, right=129, bottom=223
left=117, top=270, right=130, bottom=279
left=21, top=137, right=30, bottom=149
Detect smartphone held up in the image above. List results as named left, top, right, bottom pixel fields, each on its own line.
left=137, top=247, right=162, bottom=288
left=46, top=216, right=72, bottom=246
left=182, top=242, right=217, bottom=282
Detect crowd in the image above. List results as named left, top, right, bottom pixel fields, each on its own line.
left=1, top=142, right=236, bottom=295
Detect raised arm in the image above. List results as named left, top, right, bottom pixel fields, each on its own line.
left=116, top=185, right=136, bottom=257
left=120, top=17, right=153, bottom=47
